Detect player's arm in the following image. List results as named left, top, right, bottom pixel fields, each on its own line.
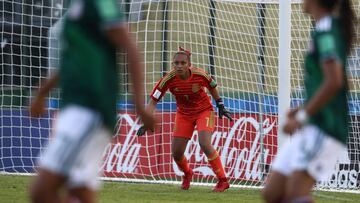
left=284, top=59, right=344, bottom=134
left=106, top=25, right=155, bottom=131
left=304, top=60, right=344, bottom=115
left=30, top=72, right=59, bottom=117
left=203, top=72, right=233, bottom=122
left=136, top=99, right=159, bottom=136
left=304, top=30, right=345, bottom=116
left=305, top=32, right=345, bottom=111
left=106, top=27, right=144, bottom=109
left=137, top=77, right=169, bottom=136
left=96, top=0, right=154, bottom=130
left=146, top=99, right=158, bottom=115
left=284, top=32, right=344, bottom=134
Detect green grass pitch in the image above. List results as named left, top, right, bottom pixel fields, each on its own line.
left=1, top=175, right=359, bottom=203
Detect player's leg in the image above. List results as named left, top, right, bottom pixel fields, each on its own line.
left=66, top=122, right=111, bottom=203
left=30, top=169, right=66, bottom=203
left=172, top=137, right=190, bottom=164
left=66, top=187, right=96, bottom=203
left=31, top=105, right=106, bottom=203
left=262, top=137, right=294, bottom=203
left=283, top=126, right=320, bottom=202
left=197, top=130, right=215, bottom=156
left=172, top=113, right=195, bottom=190
left=262, top=171, right=288, bottom=203
left=172, top=112, right=194, bottom=162
left=30, top=105, right=84, bottom=203
left=196, top=111, right=216, bottom=157
left=284, top=130, right=318, bottom=203
left=285, top=126, right=347, bottom=203
left=197, top=111, right=229, bottom=192
left=172, top=137, right=193, bottom=190
left=198, top=130, right=229, bottom=192
left=286, top=171, right=315, bottom=203
left=197, top=130, right=226, bottom=180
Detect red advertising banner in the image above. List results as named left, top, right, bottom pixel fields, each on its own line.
left=102, top=112, right=278, bottom=182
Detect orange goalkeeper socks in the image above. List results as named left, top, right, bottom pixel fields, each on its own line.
left=175, top=156, right=191, bottom=174
left=208, top=150, right=226, bottom=179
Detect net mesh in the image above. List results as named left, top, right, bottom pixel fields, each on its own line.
left=0, top=0, right=359, bottom=192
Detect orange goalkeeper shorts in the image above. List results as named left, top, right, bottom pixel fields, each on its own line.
left=173, top=110, right=215, bottom=139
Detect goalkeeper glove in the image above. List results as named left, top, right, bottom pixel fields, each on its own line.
left=136, top=126, right=147, bottom=136
left=136, top=125, right=154, bottom=136
left=216, top=98, right=233, bottom=122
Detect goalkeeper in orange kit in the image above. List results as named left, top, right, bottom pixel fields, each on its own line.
left=137, top=47, right=233, bottom=192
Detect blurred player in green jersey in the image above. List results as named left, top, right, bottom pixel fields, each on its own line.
left=263, top=0, right=357, bottom=203
left=29, top=0, right=155, bottom=202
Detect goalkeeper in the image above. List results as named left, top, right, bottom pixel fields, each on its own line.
left=137, top=47, right=232, bottom=192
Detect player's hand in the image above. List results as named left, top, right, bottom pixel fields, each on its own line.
left=218, top=106, right=233, bottom=121
left=287, top=108, right=299, bottom=118
left=283, top=117, right=301, bottom=135
left=216, top=98, right=233, bottom=122
left=137, top=125, right=147, bottom=136
left=283, top=108, right=301, bottom=135
left=29, top=94, right=46, bottom=117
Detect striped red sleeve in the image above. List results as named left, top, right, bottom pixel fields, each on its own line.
left=150, top=71, right=175, bottom=102
left=193, top=68, right=217, bottom=89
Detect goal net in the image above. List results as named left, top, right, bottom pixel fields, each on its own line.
left=1, top=0, right=359, bottom=193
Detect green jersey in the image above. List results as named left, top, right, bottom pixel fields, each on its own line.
left=60, top=0, right=125, bottom=130
left=304, top=16, right=349, bottom=144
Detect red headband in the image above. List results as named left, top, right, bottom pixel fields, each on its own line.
left=178, top=46, right=191, bottom=57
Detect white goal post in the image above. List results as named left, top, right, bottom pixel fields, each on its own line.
left=1, top=0, right=359, bottom=193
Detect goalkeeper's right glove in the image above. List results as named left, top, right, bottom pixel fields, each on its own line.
left=137, top=126, right=147, bottom=136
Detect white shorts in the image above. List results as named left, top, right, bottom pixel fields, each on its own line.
left=39, top=105, right=111, bottom=190
left=272, top=125, right=347, bottom=181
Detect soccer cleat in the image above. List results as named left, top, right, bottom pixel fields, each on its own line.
left=213, top=178, right=230, bottom=192
left=181, top=169, right=193, bottom=190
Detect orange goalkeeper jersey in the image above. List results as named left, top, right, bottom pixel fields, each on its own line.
left=150, top=67, right=217, bottom=115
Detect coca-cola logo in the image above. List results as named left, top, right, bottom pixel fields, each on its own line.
left=174, top=116, right=276, bottom=181
left=101, top=114, right=142, bottom=173
left=101, top=113, right=277, bottom=181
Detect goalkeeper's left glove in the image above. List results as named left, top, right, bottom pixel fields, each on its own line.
left=216, top=98, right=233, bottom=122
